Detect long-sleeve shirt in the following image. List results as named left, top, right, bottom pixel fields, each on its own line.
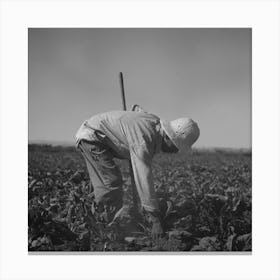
left=75, top=110, right=163, bottom=213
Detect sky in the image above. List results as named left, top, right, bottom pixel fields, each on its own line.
left=28, top=28, right=251, bottom=148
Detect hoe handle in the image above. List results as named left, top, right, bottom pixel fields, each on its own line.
left=119, top=72, right=140, bottom=213
left=119, top=72, right=127, bottom=111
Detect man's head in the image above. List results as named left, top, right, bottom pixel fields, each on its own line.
left=160, top=117, right=200, bottom=153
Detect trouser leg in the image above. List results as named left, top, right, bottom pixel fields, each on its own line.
left=78, top=140, right=123, bottom=223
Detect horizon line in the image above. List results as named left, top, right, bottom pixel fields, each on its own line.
left=28, top=140, right=252, bottom=150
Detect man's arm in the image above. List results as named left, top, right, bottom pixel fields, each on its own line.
left=129, top=145, right=163, bottom=238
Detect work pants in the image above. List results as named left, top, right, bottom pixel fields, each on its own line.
left=78, top=139, right=123, bottom=222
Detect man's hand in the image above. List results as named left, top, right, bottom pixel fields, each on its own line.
left=147, top=212, right=164, bottom=239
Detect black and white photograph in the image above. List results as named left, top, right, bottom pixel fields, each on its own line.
left=28, top=28, right=252, bottom=252
left=1, top=0, right=280, bottom=279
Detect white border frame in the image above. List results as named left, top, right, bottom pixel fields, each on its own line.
left=1, top=1, right=280, bottom=280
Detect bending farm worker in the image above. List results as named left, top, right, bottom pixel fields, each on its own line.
left=75, top=108, right=200, bottom=238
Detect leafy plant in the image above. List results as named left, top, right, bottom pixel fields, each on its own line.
left=28, top=145, right=252, bottom=251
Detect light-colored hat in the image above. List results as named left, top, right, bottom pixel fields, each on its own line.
left=160, top=117, right=200, bottom=152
